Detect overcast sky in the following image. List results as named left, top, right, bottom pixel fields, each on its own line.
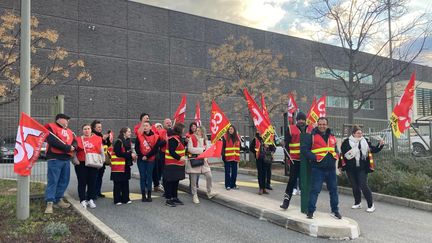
left=131, top=0, right=432, bottom=67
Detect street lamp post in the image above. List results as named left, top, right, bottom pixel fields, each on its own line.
left=17, top=0, right=31, bottom=220
left=388, top=0, right=398, bottom=157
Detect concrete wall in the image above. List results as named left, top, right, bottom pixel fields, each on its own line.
left=1, top=0, right=431, bottom=135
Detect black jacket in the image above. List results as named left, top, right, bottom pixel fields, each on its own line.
left=340, top=137, right=383, bottom=173
left=110, top=138, right=133, bottom=181
left=250, top=137, right=276, bottom=160
left=301, top=127, right=339, bottom=169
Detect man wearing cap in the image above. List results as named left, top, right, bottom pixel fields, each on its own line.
left=44, top=113, right=77, bottom=214
left=280, top=111, right=309, bottom=209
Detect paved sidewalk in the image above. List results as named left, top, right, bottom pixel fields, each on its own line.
left=176, top=171, right=359, bottom=239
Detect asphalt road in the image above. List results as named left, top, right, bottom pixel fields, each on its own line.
left=2, top=161, right=431, bottom=242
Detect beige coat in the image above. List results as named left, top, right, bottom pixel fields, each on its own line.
left=185, top=135, right=211, bottom=174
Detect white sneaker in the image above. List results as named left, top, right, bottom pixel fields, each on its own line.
left=351, top=203, right=362, bottom=209
left=207, top=191, right=216, bottom=199
left=115, top=202, right=122, bottom=206
left=80, top=200, right=87, bottom=209
left=193, top=195, right=200, bottom=204
left=88, top=199, right=96, bottom=209
left=366, top=204, right=376, bottom=213
left=126, top=200, right=132, bottom=204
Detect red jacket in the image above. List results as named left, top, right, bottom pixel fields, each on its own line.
left=76, top=135, right=103, bottom=162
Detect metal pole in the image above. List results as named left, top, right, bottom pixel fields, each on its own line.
left=17, top=0, right=31, bottom=220
left=388, top=0, right=398, bottom=157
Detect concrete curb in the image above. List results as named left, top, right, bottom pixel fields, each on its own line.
left=211, top=167, right=432, bottom=212
left=176, top=181, right=360, bottom=240
left=64, top=193, right=128, bottom=243
left=132, top=172, right=360, bottom=240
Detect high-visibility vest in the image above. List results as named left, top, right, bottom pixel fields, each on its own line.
left=288, top=125, right=302, bottom=161
left=368, top=152, right=375, bottom=172
left=46, top=123, right=74, bottom=156
left=311, top=133, right=338, bottom=162
left=255, top=138, right=261, bottom=159
left=224, top=135, right=240, bottom=162
left=111, top=141, right=125, bottom=173
left=165, top=136, right=186, bottom=166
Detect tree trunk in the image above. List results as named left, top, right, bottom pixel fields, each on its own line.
left=348, top=96, right=354, bottom=126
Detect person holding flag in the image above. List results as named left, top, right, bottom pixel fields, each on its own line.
left=91, top=120, right=112, bottom=199
left=250, top=132, right=275, bottom=195
left=280, top=111, right=309, bottom=209
left=44, top=113, right=77, bottom=214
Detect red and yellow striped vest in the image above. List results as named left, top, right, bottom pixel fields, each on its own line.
left=165, top=136, right=186, bottom=166
left=311, top=133, right=338, bottom=162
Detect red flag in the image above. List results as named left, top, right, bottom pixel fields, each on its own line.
left=14, top=112, right=50, bottom=176
left=390, top=72, right=416, bottom=138
left=244, top=89, right=274, bottom=144
left=173, top=95, right=186, bottom=124
left=196, top=140, right=223, bottom=159
left=260, top=94, right=271, bottom=124
left=306, top=96, right=326, bottom=125
left=210, top=100, right=231, bottom=144
left=287, top=93, right=298, bottom=125
left=194, top=100, right=201, bottom=127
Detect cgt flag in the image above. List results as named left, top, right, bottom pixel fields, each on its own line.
left=210, top=100, right=231, bottom=144
left=390, top=72, right=416, bottom=138
left=14, top=112, right=49, bottom=176
left=287, top=92, right=298, bottom=124
left=194, top=100, right=201, bottom=127
left=173, top=95, right=187, bottom=124
left=244, top=89, right=274, bottom=144
left=196, top=140, right=223, bottom=159
left=306, top=96, right=326, bottom=125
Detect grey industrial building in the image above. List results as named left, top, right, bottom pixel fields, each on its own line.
left=1, top=0, right=431, bottom=136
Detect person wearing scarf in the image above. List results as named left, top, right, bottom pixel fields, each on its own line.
left=340, top=125, right=384, bottom=213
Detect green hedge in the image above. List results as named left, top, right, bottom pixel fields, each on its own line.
left=338, top=156, right=432, bottom=203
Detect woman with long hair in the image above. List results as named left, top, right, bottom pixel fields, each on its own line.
left=110, top=127, right=137, bottom=205
left=186, top=126, right=216, bottom=204
left=221, top=125, right=241, bottom=190
left=73, top=124, right=104, bottom=209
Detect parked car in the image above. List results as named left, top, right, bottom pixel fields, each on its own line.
left=410, top=135, right=430, bottom=157
left=240, top=136, right=250, bottom=153
left=0, top=136, right=15, bottom=163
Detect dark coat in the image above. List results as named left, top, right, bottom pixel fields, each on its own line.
left=110, top=138, right=134, bottom=181
left=301, top=128, right=339, bottom=169
left=340, top=137, right=383, bottom=173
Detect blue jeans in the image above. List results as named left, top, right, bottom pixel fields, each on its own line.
left=137, top=159, right=155, bottom=193
left=308, top=167, right=339, bottom=214
left=224, top=161, right=238, bottom=188
left=45, top=159, right=70, bottom=203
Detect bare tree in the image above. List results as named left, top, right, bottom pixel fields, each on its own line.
left=308, top=0, right=431, bottom=124
left=0, top=10, right=91, bottom=105
left=202, top=35, right=294, bottom=118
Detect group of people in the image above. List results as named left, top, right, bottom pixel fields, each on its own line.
left=42, top=112, right=243, bottom=213
left=279, top=112, right=384, bottom=219
left=43, top=111, right=384, bottom=219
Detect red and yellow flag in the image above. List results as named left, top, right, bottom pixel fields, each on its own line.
left=244, top=89, right=274, bottom=144
left=210, top=100, right=231, bottom=144
left=390, top=72, right=416, bottom=138
left=306, top=96, right=326, bottom=125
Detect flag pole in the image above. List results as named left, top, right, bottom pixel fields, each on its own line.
left=17, top=0, right=31, bottom=220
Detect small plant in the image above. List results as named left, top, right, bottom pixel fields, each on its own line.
left=43, top=222, right=70, bottom=241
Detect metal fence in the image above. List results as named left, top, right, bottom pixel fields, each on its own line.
left=0, top=96, right=63, bottom=183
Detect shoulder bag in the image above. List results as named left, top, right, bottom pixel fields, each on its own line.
left=82, top=136, right=103, bottom=169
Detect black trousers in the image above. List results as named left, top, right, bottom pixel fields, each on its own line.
left=284, top=160, right=300, bottom=196
left=346, top=169, right=373, bottom=207
left=152, top=156, right=164, bottom=187
left=74, top=163, right=98, bottom=202
left=266, top=163, right=272, bottom=187
left=164, top=180, right=179, bottom=199
left=95, top=164, right=105, bottom=196
left=113, top=180, right=130, bottom=204
left=256, top=158, right=270, bottom=189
